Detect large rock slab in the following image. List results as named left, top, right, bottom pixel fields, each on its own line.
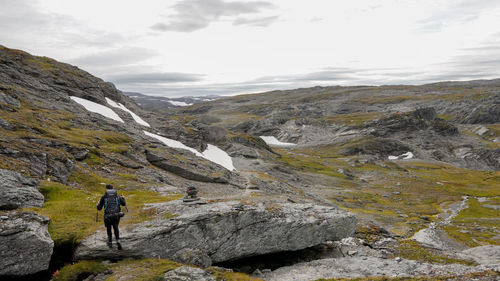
left=75, top=201, right=356, bottom=265
left=259, top=256, right=490, bottom=281
left=0, top=211, right=54, bottom=276
left=0, top=168, right=44, bottom=210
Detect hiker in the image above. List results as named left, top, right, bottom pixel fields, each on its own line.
left=97, top=184, right=126, bottom=249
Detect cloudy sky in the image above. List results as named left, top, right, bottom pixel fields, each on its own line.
left=1, top=0, right=500, bottom=97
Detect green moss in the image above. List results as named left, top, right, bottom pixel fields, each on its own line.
left=53, top=260, right=108, bottom=281
left=106, top=259, right=180, bottom=281
left=324, top=112, right=382, bottom=126
left=443, top=198, right=500, bottom=247
left=27, top=181, right=101, bottom=245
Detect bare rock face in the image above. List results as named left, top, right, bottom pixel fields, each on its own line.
left=0, top=168, right=44, bottom=210
left=145, top=149, right=231, bottom=183
left=259, top=256, right=489, bottom=281
left=74, top=201, right=356, bottom=265
left=0, top=211, right=54, bottom=276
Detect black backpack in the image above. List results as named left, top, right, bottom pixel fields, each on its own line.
left=104, top=189, right=121, bottom=215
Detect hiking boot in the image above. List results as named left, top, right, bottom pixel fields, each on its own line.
left=107, top=241, right=112, bottom=248
left=116, top=240, right=122, bottom=250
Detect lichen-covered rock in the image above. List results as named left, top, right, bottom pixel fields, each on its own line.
left=74, top=201, right=356, bottom=265
left=163, top=266, right=216, bottom=281
left=0, top=211, right=54, bottom=276
left=0, top=168, right=43, bottom=210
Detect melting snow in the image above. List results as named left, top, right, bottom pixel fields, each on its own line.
left=105, top=98, right=150, bottom=127
left=169, top=101, right=193, bottom=107
left=70, top=96, right=124, bottom=123
left=260, top=136, right=296, bottom=146
left=388, top=151, right=414, bottom=160
left=143, top=131, right=235, bottom=171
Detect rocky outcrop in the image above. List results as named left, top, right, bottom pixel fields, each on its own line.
left=162, top=266, right=216, bottom=281
left=0, top=168, right=43, bottom=210
left=463, top=104, right=500, bottom=124
left=145, top=149, right=231, bottom=183
left=259, top=256, right=490, bottom=281
left=74, top=201, right=356, bottom=266
left=0, top=211, right=54, bottom=276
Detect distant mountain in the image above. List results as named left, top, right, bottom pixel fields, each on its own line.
left=123, top=92, right=221, bottom=109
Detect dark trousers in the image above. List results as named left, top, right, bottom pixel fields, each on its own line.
left=104, top=216, right=120, bottom=242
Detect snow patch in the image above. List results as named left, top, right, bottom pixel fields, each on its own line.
left=105, top=98, right=150, bottom=127
left=143, top=131, right=234, bottom=171
left=260, top=136, right=296, bottom=146
left=169, top=101, right=193, bottom=107
left=70, top=96, right=123, bottom=123
left=202, top=144, right=235, bottom=171
left=388, top=151, right=414, bottom=160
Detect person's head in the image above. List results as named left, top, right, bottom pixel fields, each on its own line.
left=106, top=184, right=113, bottom=190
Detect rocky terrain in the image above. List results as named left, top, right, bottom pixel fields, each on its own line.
left=0, top=45, right=499, bottom=281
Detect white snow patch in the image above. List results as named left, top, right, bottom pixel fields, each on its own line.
left=70, top=96, right=123, bottom=123
left=105, top=98, right=150, bottom=127
left=388, top=151, right=414, bottom=160
left=260, top=136, right=296, bottom=146
left=143, top=131, right=234, bottom=171
left=169, top=101, right=192, bottom=107
left=202, top=144, right=235, bottom=171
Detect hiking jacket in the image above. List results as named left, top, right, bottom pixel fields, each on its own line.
left=97, top=189, right=126, bottom=214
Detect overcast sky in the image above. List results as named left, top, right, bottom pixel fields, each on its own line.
left=1, top=0, right=500, bottom=97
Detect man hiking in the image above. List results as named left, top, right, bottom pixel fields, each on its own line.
left=97, top=184, right=126, bottom=250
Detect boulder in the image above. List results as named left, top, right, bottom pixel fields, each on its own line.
left=162, top=266, right=216, bottom=281
left=0, top=211, right=54, bottom=276
left=74, top=201, right=357, bottom=265
left=0, top=168, right=44, bottom=210
left=0, top=91, right=21, bottom=109
left=0, top=117, right=12, bottom=130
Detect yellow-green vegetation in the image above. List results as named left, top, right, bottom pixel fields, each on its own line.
left=211, top=270, right=265, bottom=281
left=52, top=260, right=108, bottom=281
left=394, top=240, right=476, bottom=265
left=314, top=271, right=500, bottom=281
left=27, top=181, right=101, bottom=245
left=325, top=112, right=382, bottom=126
left=443, top=197, right=500, bottom=247
left=106, top=259, right=180, bottom=281
left=274, top=142, right=500, bottom=242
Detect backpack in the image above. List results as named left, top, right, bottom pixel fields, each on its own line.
left=104, top=189, right=121, bottom=215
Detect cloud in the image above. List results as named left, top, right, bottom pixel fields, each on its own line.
left=233, top=15, right=279, bottom=27
left=108, top=72, right=204, bottom=85
left=151, top=0, right=277, bottom=32
left=0, top=0, right=127, bottom=54
left=69, top=47, right=159, bottom=67
left=414, top=0, right=497, bottom=33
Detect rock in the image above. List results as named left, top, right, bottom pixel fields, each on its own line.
left=47, top=157, right=74, bottom=184
left=162, top=266, right=216, bottom=281
left=0, top=168, right=43, bottom=210
left=173, top=248, right=212, bottom=268
left=260, top=256, right=487, bottom=281
left=70, top=147, right=89, bottom=161
left=145, top=149, right=230, bottom=183
left=75, top=201, right=357, bottom=265
left=463, top=104, right=500, bottom=124
left=461, top=245, right=500, bottom=266
left=0, top=117, right=12, bottom=129
left=0, top=91, right=21, bottom=109
left=0, top=211, right=54, bottom=276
